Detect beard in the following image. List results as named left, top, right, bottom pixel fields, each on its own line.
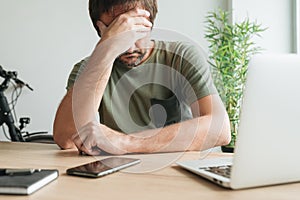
left=116, top=50, right=147, bottom=68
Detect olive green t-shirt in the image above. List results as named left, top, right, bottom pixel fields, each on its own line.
left=67, top=40, right=217, bottom=134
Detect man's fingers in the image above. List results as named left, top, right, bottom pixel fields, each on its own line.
left=73, top=135, right=84, bottom=152
left=134, top=17, right=152, bottom=27
left=74, top=133, right=101, bottom=156
left=134, top=25, right=152, bottom=32
left=80, top=143, right=102, bottom=156
left=72, top=122, right=104, bottom=155
left=72, top=125, right=90, bottom=151
left=126, top=8, right=150, bottom=18
left=81, top=133, right=103, bottom=156
left=136, top=8, right=150, bottom=17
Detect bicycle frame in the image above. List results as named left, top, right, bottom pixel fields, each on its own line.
left=0, top=77, right=24, bottom=141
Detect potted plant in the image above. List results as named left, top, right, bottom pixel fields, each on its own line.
left=204, top=9, right=266, bottom=152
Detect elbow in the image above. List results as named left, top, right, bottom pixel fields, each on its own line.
left=217, top=117, right=231, bottom=146
left=53, top=113, right=77, bottom=150
left=53, top=129, right=76, bottom=150
left=219, top=127, right=231, bottom=146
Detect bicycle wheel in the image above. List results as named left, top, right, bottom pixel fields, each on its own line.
left=24, top=135, right=55, bottom=144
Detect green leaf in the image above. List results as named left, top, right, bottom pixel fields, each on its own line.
left=205, top=8, right=267, bottom=147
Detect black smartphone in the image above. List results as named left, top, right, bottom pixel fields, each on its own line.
left=66, top=157, right=141, bottom=178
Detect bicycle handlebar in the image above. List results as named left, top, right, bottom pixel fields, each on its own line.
left=0, top=65, right=33, bottom=91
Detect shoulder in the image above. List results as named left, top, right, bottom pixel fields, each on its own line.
left=74, top=56, right=90, bottom=70
left=71, top=56, right=91, bottom=77
left=66, top=56, right=90, bottom=90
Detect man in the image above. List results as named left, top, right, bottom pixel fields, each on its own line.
left=53, top=0, right=230, bottom=155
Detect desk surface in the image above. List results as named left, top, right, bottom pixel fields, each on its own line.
left=0, top=142, right=299, bottom=200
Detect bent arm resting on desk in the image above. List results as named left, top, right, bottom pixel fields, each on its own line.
left=54, top=92, right=231, bottom=155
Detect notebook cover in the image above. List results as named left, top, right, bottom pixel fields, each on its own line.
left=0, top=169, right=59, bottom=195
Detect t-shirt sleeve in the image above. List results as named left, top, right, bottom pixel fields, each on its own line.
left=179, top=43, right=217, bottom=105
left=66, top=58, right=89, bottom=90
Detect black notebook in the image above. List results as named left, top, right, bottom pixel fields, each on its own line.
left=0, top=169, right=59, bottom=195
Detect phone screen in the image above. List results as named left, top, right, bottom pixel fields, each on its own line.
left=66, top=157, right=140, bottom=178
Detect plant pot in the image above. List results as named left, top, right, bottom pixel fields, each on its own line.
left=221, top=146, right=234, bottom=153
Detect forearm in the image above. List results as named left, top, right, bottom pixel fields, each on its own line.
left=54, top=41, right=119, bottom=149
left=72, top=41, right=118, bottom=129
left=124, top=114, right=230, bottom=153
left=53, top=89, right=77, bottom=149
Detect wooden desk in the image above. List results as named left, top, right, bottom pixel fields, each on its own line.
left=0, top=142, right=299, bottom=200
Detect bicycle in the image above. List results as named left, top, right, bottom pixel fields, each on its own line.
left=0, top=65, right=54, bottom=144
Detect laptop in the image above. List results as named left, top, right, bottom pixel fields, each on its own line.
left=176, top=54, right=300, bottom=189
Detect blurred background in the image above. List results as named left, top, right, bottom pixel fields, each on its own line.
left=0, top=0, right=298, bottom=140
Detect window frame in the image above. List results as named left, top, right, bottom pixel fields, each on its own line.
left=294, top=0, right=300, bottom=53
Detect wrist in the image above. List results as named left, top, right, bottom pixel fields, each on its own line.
left=96, top=38, right=122, bottom=59
left=122, top=131, right=158, bottom=154
left=120, top=134, right=135, bottom=154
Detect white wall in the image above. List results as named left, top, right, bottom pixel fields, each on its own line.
left=155, top=0, right=227, bottom=50
left=0, top=0, right=295, bottom=140
left=231, top=0, right=295, bottom=53
left=0, top=0, right=98, bottom=140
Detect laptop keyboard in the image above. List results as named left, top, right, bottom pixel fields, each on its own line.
left=199, top=165, right=232, bottom=178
